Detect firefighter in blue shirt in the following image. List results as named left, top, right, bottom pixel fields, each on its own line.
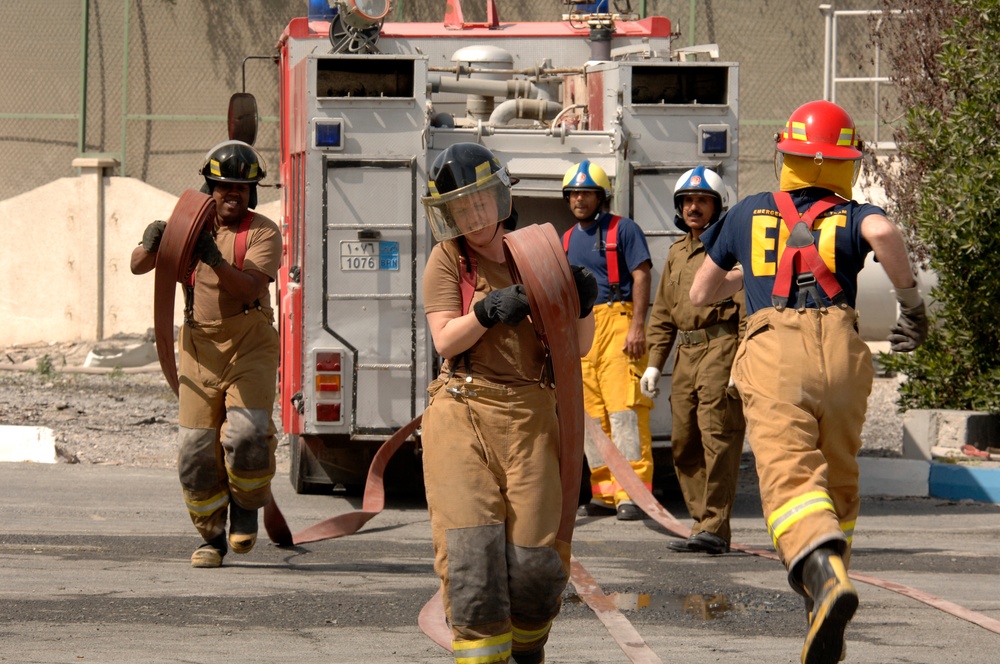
left=562, top=160, right=654, bottom=521
left=690, top=100, right=928, bottom=664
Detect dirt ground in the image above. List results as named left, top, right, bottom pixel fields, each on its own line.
left=0, top=338, right=290, bottom=473
left=0, top=336, right=907, bottom=475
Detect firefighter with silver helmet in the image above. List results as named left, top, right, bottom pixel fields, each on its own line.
left=643, top=165, right=746, bottom=556
left=130, top=140, right=282, bottom=569
left=420, top=142, right=597, bottom=664
left=690, top=100, right=928, bottom=663
left=561, top=160, right=654, bottom=521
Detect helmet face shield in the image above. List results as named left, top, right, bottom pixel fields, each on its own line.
left=421, top=171, right=513, bottom=241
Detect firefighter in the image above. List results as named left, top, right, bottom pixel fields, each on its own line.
left=642, top=166, right=746, bottom=555
left=420, top=142, right=597, bottom=664
left=130, top=140, right=282, bottom=569
left=562, top=160, right=654, bottom=521
left=690, top=100, right=928, bottom=663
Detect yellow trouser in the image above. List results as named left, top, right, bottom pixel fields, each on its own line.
left=422, top=375, right=570, bottom=664
left=581, top=302, right=654, bottom=506
left=733, top=306, right=872, bottom=578
left=177, top=309, right=279, bottom=542
left=670, top=332, right=745, bottom=543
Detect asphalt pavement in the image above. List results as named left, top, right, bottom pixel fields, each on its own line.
left=1, top=462, right=998, bottom=664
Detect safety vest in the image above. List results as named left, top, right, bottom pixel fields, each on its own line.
left=562, top=214, right=622, bottom=302
left=770, top=192, right=846, bottom=311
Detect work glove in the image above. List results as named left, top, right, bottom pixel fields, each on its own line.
left=194, top=227, right=225, bottom=268
left=888, top=286, right=928, bottom=353
left=140, top=220, right=167, bottom=253
left=473, top=285, right=531, bottom=328
left=572, top=265, right=599, bottom=318
left=640, top=366, right=661, bottom=399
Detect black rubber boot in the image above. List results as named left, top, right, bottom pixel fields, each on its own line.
left=511, top=646, right=544, bottom=664
left=228, top=500, right=259, bottom=554
left=800, top=547, right=858, bottom=664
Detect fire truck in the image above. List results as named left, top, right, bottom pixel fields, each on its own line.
left=244, top=0, right=740, bottom=493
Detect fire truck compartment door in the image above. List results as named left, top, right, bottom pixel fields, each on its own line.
left=321, top=157, right=420, bottom=436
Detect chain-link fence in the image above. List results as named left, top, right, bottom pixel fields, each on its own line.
left=1, top=0, right=898, bottom=204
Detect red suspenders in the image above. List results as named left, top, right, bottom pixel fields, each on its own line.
left=186, top=212, right=255, bottom=285
left=770, top=192, right=846, bottom=311
left=562, top=214, right=622, bottom=301
left=185, top=212, right=258, bottom=315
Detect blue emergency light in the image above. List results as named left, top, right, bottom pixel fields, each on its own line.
left=308, top=0, right=337, bottom=20
left=314, top=119, right=345, bottom=150
left=698, top=124, right=730, bottom=157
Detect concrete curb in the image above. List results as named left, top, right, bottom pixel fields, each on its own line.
left=858, top=456, right=1000, bottom=504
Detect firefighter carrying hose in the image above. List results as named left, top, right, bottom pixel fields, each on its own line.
left=690, top=100, right=928, bottom=663
left=420, top=142, right=597, bottom=664
left=562, top=160, right=654, bottom=521
left=643, top=166, right=746, bottom=555
left=130, top=140, right=282, bottom=568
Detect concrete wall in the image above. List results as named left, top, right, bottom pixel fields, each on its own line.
left=0, top=168, right=279, bottom=346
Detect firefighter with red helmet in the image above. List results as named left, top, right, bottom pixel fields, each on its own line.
left=562, top=160, right=654, bottom=521
left=643, top=166, right=746, bottom=555
left=690, top=100, right=928, bottom=663
left=130, top=140, right=282, bottom=569
left=420, top=142, right=597, bottom=664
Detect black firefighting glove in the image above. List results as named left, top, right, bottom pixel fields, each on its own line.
left=473, top=285, right=531, bottom=328
left=140, top=220, right=167, bottom=253
left=888, top=286, right=928, bottom=352
left=194, top=227, right=225, bottom=268
left=572, top=265, right=598, bottom=318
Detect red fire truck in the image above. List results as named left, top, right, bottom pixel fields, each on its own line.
left=241, top=0, right=740, bottom=493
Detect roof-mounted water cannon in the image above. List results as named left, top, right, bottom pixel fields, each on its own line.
left=308, top=0, right=390, bottom=53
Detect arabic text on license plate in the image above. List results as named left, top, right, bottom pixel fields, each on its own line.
left=341, top=241, right=378, bottom=271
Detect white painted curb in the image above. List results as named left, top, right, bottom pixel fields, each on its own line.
left=0, top=425, right=58, bottom=463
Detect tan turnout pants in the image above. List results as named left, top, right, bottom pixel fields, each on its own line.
left=732, top=306, right=873, bottom=578
left=422, top=375, right=570, bottom=664
left=177, top=308, right=279, bottom=543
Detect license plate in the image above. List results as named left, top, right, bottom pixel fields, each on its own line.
left=340, top=241, right=399, bottom=271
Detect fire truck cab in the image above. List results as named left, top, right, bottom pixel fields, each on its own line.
left=270, top=0, right=739, bottom=493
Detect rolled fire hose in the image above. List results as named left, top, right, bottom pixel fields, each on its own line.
left=153, top=189, right=215, bottom=396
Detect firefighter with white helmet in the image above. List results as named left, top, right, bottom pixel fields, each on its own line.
left=690, top=100, right=928, bottom=663
left=561, top=159, right=654, bottom=521
left=130, top=139, right=282, bottom=569
left=420, top=143, right=597, bottom=664
left=643, top=165, right=746, bottom=555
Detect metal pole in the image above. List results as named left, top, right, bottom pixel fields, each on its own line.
left=120, top=0, right=130, bottom=176
left=78, top=0, right=89, bottom=154
left=96, top=165, right=105, bottom=341
left=831, top=10, right=839, bottom=104
left=820, top=4, right=833, bottom=100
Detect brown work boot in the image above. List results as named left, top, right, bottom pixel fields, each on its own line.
left=800, top=547, right=858, bottom=664
left=228, top=501, right=259, bottom=554
left=190, top=535, right=227, bottom=568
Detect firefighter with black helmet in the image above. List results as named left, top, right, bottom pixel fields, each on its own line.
left=643, top=166, right=746, bottom=555
left=130, top=139, right=282, bottom=569
left=691, top=100, right=928, bottom=663
left=561, top=160, right=654, bottom=521
left=420, top=142, right=597, bottom=664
